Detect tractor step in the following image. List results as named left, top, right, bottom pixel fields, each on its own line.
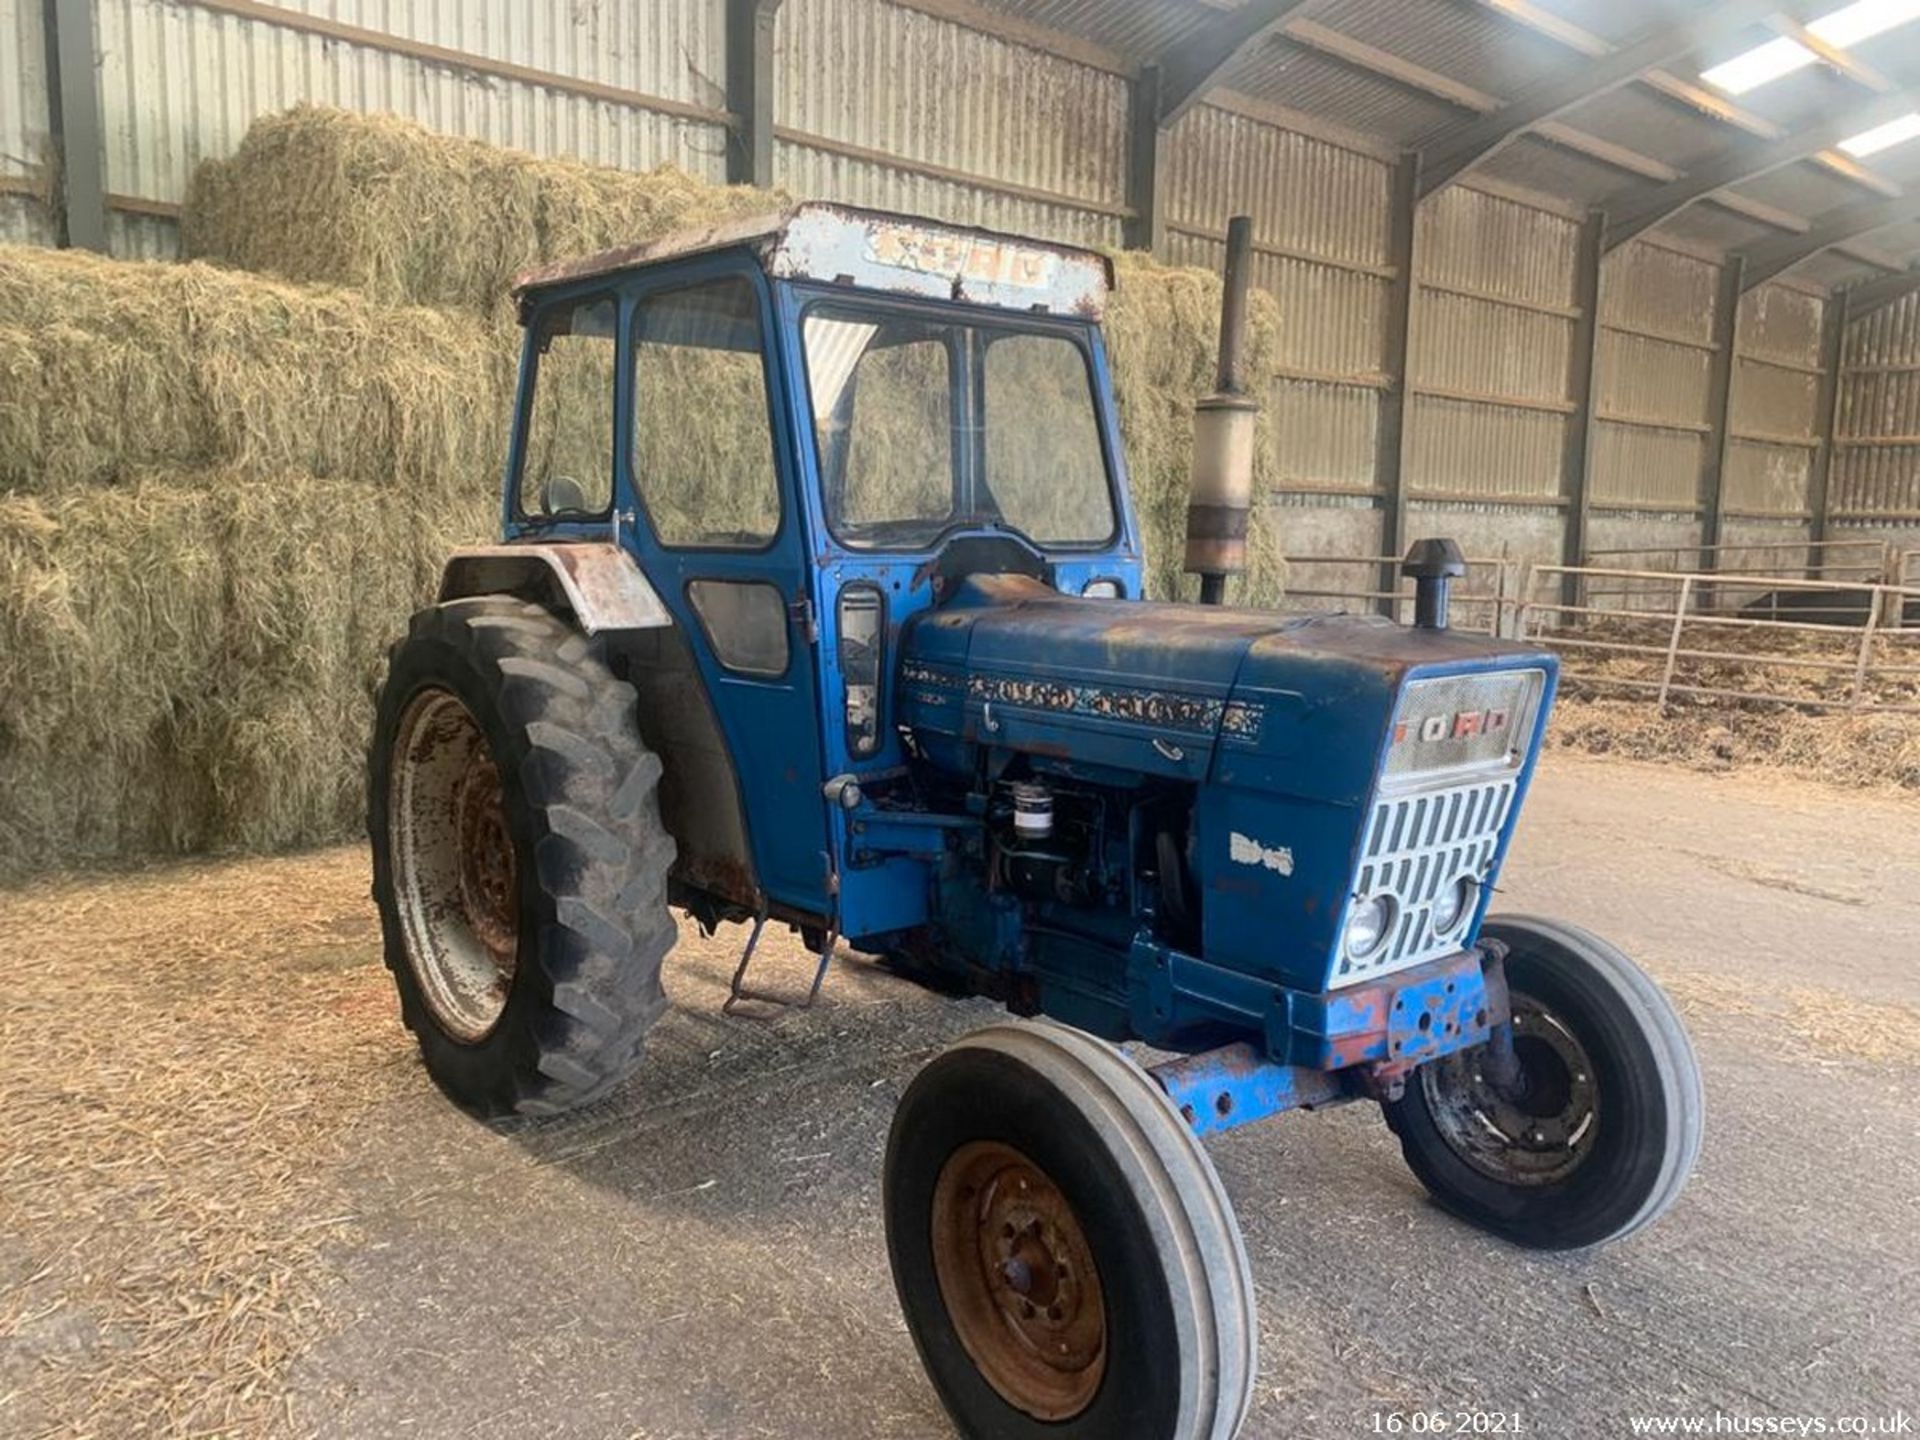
left=723, top=911, right=837, bottom=1018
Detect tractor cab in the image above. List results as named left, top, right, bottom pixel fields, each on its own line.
left=472, top=205, right=1143, bottom=938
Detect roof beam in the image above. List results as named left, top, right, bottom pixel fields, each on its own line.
left=1767, top=14, right=1891, bottom=92
left=1155, top=0, right=1320, bottom=127
left=1737, top=193, right=1920, bottom=287
left=1280, top=13, right=1687, bottom=185
left=1605, top=89, right=1920, bottom=249
left=1471, top=0, right=1915, bottom=194
left=1840, top=268, right=1920, bottom=318
left=1421, top=0, right=1788, bottom=197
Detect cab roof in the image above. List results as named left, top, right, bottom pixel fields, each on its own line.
left=511, top=202, right=1113, bottom=320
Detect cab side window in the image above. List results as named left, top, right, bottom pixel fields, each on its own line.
left=518, top=296, right=617, bottom=520
left=632, top=277, right=782, bottom=548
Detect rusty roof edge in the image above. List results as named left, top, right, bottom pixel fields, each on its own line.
left=510, top=200, right=1117, bottom=301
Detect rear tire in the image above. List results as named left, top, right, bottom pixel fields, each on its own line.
left=1384, top=916, right=1703, bottom=1250
left=368, top=596, right=676, bottom=1117
left=884, top=1022, right=1256, bottom=1440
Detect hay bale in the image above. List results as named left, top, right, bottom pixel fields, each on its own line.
left=0, top=474, right=493, bottom=880
left=1104, top=251, right=1289, bottom=605
left=0, top=245, right=512, bottom=497
left=184, top=105, right=785, bottom=317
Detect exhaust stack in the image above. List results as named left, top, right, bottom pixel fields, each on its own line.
left=1185, top=215, right=1261, bottom=606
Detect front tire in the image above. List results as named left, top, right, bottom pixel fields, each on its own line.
left=884, top=1022, right=1256, bottom=1440
left=1384, top=915, right=1703, bottom=1250
left=368, top=596, right=676, bottom=1117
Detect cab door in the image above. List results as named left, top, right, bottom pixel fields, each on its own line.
left=617, top=259, right=832, bottom=919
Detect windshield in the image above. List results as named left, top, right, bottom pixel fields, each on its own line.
left=802, top=302, right=1117, bottom=550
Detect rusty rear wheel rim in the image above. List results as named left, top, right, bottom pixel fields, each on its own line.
left=390, top=687, right=520, bottom=1043
left=929, top=1140, right=1107, bottom=1421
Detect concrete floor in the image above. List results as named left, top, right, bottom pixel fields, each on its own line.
left=293, top=755, right=1920, bottom=1439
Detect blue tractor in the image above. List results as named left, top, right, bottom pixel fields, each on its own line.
left=369, top=204, right=1702, bottom=1440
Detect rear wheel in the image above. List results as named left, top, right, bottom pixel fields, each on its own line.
left=885, top=1022, right=1256, bottom=1440
left=1384, top=916, right=1703, bottom=1250
left=368, top=596, right=676, bottom=1117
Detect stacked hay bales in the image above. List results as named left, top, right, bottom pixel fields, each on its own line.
left=4, top=104, right=1285, bottom=878
left=184, top=106, right=783, bottom=320
left=0, top=246, right=509, bottom=876
left=186, top=107, right=1289, bottom=605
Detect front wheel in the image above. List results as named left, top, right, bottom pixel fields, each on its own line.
left=1384, top=916, right=1703, bottom=1251
left=884, top=1022, right=1257, bottom=1440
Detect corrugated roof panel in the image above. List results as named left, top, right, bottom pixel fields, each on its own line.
left=1804, top=250, right=1888, bottom=287
left=1479, top=133, right=1646, bottom=206
left=1558, top=87, right=1735, bottom=172
left=1523, top=0, right=1721, bottom=47
left=1731, top=164, right=1870, bottom=222
left=1656, top=202, right=1777, bottom=253
left=1225, top=38, right=1463, bottom=147
left=1723, top=62, right=1875, bottom=134
left=1304, top=0, right=1578, bottom=99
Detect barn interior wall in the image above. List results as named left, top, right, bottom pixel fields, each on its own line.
left=3, top=0, right=1903, bottom=588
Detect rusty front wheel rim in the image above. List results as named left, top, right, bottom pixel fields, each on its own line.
left=389, top=688, right=520, bottom=1043
left=930, top=1140, right=1107, bottom=1421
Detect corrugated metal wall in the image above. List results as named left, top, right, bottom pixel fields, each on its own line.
left=1727, top=282, right=1823, bottom=522
left=1592, top=240, right=1717, bottom=517
left=0, top=0, right=53, bottom=246
left=1163, top=101, right=1391, bottom=497
left=1834, top=290, right=1920, bottom=532
left=2, top=0, right=1886, bottom=569
left=91, top=0, right=733, bottom=256
left=774, top=0, right=1128, bottom=249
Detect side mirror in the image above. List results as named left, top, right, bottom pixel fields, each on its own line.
left=541, top=474, right=591, bottom=515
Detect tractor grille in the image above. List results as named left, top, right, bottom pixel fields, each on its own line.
left=1334, top=776, right=1516, bottom=986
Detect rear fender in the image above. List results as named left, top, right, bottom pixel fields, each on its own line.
left=438, top=544, right=671, bottom=634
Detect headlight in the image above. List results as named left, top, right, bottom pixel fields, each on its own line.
left=1082, top=579, right=1122, bottom=599
left=1431, top=876, right=1478, bottom=936
left=1343, top=893, right=1396, bottom=961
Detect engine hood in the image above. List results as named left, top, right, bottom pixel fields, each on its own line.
left=897, top=574, right=1552, bottom=802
